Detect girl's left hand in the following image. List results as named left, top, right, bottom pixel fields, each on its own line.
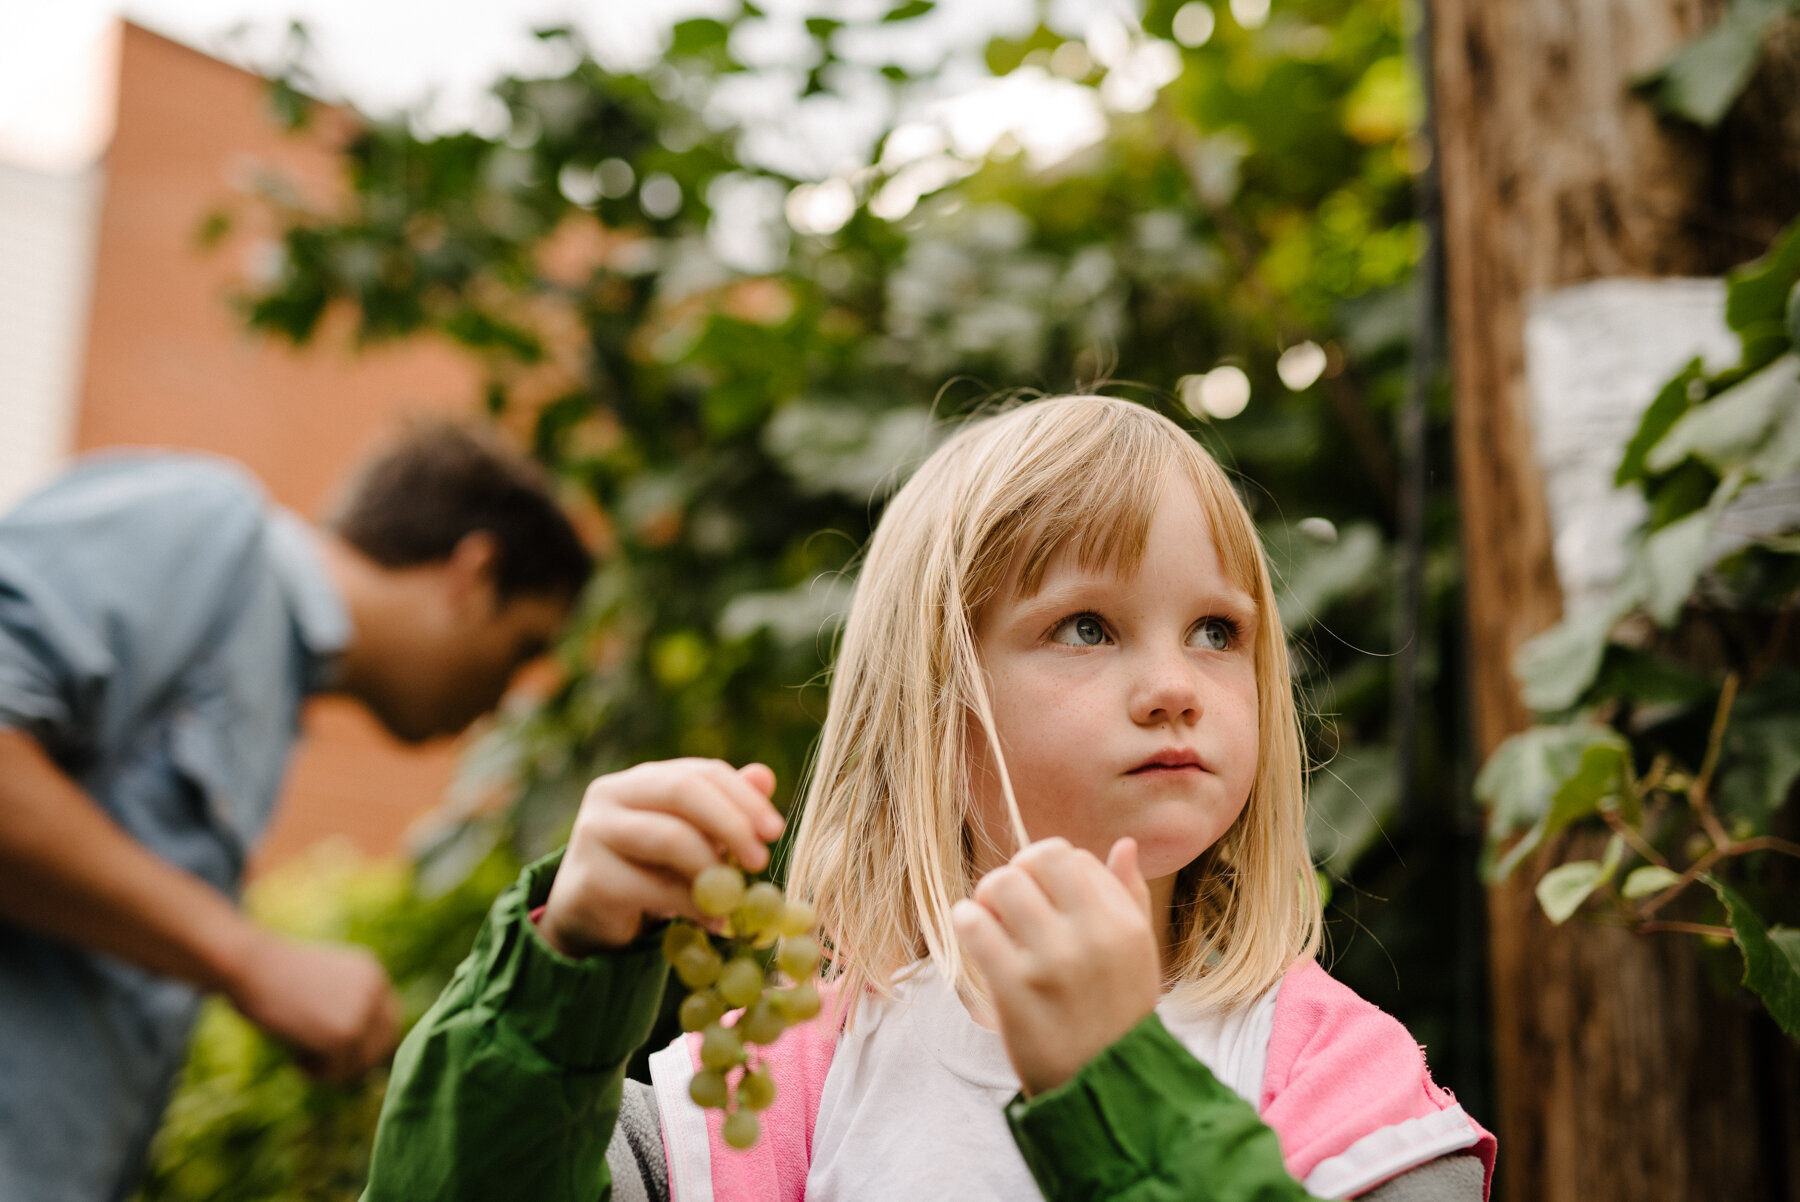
left=952, top=836, right=1161, bottom=1097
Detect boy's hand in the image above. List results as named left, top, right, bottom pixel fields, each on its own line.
left=540, top=759, right=783, bottom=957
left=952, top=836, right=1160, bottom=1097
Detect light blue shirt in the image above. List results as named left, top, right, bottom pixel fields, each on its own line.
left=0, top=452, right=349, bottom=1202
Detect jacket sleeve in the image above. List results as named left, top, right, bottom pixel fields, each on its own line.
left=1003, top=1015, right=1482, bottom=1202
left=1005, top=1012, right=1310, bottom=1202
left=361, top=851, right=670, bottom=1202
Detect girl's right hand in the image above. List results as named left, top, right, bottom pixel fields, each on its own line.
left=539, top=759, right=783, bottom=957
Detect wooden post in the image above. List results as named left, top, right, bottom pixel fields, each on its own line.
left=1428, top=2, right=1800, bottom=1199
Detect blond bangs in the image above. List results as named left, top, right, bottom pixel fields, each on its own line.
left=785, top=395, right=1320, bottom=1023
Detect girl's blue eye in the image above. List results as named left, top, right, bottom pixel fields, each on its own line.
left=1192, top=618, right=1236, bottom=651
left=1052, top=615, right=1108, bottom=646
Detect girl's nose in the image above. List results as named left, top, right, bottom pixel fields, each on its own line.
left=1129, top=649, right=1201, bottom=726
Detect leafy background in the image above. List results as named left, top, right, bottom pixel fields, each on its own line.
left=140, top=0, right=1492, bottom=1195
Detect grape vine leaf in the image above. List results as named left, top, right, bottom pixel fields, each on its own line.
left=1645, top=352, right=1800, bottom=478
left=1636, top=0, right=1798, bottom=127
left=1477, top=727, right=1632, bottom=881
left=1726, top=217, right=1800, bottom=340
left=1707, top=879, right=1800, bottom=1040
left=1515, top=596, right=1634, bottom=712
left=1616, top=359, right=1704, bottom=488
left=1643, top=508, right=1720, bottom=627
left=1622, top=864, right=1683, bottom=900
left=1537, top=860, right=1606, bottom=924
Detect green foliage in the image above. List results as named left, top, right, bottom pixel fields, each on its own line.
left=1480, top=218, right=1800, bottom=1037
left=1708, top=878, right=1800, bottom=1039
left=134, top=845, right=519, bottom=1202
left=1637, top=0, right=1800, bottom=127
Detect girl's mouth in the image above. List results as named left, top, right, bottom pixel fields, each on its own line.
left=1128, top=749, right=1206, bottom=773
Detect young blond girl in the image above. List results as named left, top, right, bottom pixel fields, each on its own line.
left=363, top=396, right=1494, bottom=1201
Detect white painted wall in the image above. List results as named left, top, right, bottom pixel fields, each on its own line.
left=0, top=161, right=101, bottom=512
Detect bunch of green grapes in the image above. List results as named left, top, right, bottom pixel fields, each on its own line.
left=661, top=863, right=822, bottom=1150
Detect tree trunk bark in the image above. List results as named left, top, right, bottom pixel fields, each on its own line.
left=1428, top=1, right=1800, bottom=1198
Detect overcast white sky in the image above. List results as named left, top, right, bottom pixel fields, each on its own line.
left=0, top=0, right=1126, bottom=175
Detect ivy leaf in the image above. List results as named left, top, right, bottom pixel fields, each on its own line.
left=1617, top=359, right=1704, bottom=487
left=1477, top=726, right=1632, bottom=881
left=1537, top=860, right=1606, bottom=924
left=1707, top=879, right=1800, bottom=1040
left=1635, top=0, right=1792, bottom=127
left=1642, top=508, right=1719, bottom=626
left=1725, top=216, right=1800, bottom=343
left=1622, top=864, right=1683, bottom=899
left=1645, top=352, right=1800, bottom=477
left=1515, top=601, right=1628, bottom=713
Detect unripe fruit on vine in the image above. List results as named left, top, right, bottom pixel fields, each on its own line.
left=723, top=1108, right=760, bottom=1150
left=672, top=942, right=723, bottom=989
left=778, top=934, right=821, bottom=978
left=700, top=1024, right=745, bottom=1072
left=739, top=1066, right=777, bottom=1112
left=717, top=956, right=764, bottom=1008
left=689, top=1069, right=729, bottom=1109
left=739, top=997, right=786, bottom=1045
left=680, top=989, right=725, bottom=1033
left=693, top=864, right=747, bottom=917
left=777, top=982, right=821, bottom=1022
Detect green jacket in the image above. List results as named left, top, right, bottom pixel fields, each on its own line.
left=362, top=853, right=1476, bottom=1202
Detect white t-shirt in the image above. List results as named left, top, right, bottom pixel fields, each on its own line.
left=803, top=961, right=1280, bottom=1202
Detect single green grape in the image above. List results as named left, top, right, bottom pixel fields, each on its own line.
left=777, top=934, right=820, bottom=979
left=722, top=1108, right=761, bottom=1150
left=717, top=956, right=763, bottom=1009
left=689, top=1069, right=729, bottom=1109
left=774, top=899, right=817, bottom=937
left=734, top=881, right=784, bottom=938
left=738, top=1066, right=777, bottom=1112
left=693, top=864, right=747, bottom=917
left=679, top=989, right=726, bottom=1033
left=672, top=942, right=723, bottom=989
left=776, top=982, right=821, bottom=1022
left=700, top=1023, right=745, bottom=1072
left=662, top=921, right=705, bottom=962
left=738, top=996, right=786, bottom=1045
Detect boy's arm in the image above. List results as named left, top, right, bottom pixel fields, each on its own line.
left=1005, top=1014, right=1483, bottom=1202
left=361, top=851, right=670, bottom=1202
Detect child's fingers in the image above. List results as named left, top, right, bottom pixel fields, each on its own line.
left=1104, top=837, right=1152, bottom=921
left=972, top=863, right=1059, bottom=946
left=603, top=808, right=728, bottom=885
left=614, top=763, right=772, bottom=870
left=738, top=761, right=777, bottom=800
left=611, top=859, right=708, bottom=925
left=699, top=758, right=784, bottom=845
left=1008, top=837, right=1104, bottom=913
left=951, top=898, right=1021, bottom=989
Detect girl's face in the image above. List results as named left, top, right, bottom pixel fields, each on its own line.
left=970, top=479, right=1261, bottom=892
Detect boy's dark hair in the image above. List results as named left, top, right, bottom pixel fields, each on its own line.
left=327, top=421, right=592, bottom=601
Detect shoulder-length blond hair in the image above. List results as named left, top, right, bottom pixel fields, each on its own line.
left=785, top=395, right=1320, bottom=1015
